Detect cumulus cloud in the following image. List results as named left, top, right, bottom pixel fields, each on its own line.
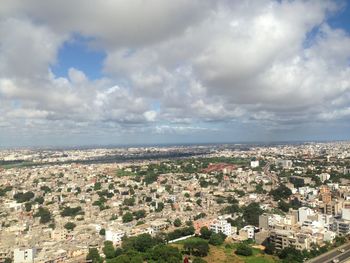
left=1, top=0, right=350, bottom=144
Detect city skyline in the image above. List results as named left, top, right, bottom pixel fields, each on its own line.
left=1, top=0, right=350, bottom=147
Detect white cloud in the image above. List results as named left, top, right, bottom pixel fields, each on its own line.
left=0, top=0, right=350, bottom=143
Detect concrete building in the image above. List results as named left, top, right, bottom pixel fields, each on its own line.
left=269, top=229, right=311, bottom=251
left=276, top=159, right=292, bottom=169
left=250, top=160, right=259, bottom=168
left=238, top=225, right=255, bottom=240
left=14, top=248, right=36, bottom=263
left=210, top=219, right=232, bottom=236
left=331, top=219, right=350, bottom=236
left=105, top=230, right=125, bottom=245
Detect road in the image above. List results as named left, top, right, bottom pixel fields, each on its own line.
left=263, top=161, right=279, bottom=187
left=307, top=243, right=350, bottom=263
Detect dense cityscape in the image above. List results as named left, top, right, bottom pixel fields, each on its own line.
left=1, top=142, right=350, bottom=262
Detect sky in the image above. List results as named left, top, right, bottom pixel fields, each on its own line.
left=1, top=0, right=350, bottom=148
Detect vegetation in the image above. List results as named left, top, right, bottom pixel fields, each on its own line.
left=242, top=202, right=264, bottom=226
left=60, top=206, right=83, bottom=217
left=167, top=226, right=195, bottom=241
left=13, top=191, right=35, bottom=203
left=183, top=238, right=209, bottom=257
left=34, top=206, right=51, bottom=224
left=122, top=212, right=133, bottom=223
left=173, top=218, right=182, bottom=227
left=235, top=243, right=253, bottom=256
left=64, top=222, right=76, bottom=231
left=270, top=184, right=292, bottom=201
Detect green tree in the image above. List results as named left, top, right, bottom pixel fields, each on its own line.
left=99, top=228, right=106, bottom=236
left=34, top=196, right=44, bottom=204
left=86, top=248, right=102, bottom=263
left=278, top=246, right=304, bottom=262
left=183, top=238, right=209, bottom=257
left=13, top=191, right=35, bottom=203
left=149, top=244, right=182, bottom=262
left=173, top=218, right=182, bottom=227
left=270, top=184, right=292, bottom=201
left=94, top=182, right=102, bottom=191
left=34, top=207, right=51, bottom=224
left=242, top=202, right=263, bottom=226
left=209, top=233, right=225, bottom=246
left=64, top=222, right=76, bottom=231
left=264, top=241, right=275, bottom=255
left=103, top=241, right=115, bottom=259
left=24, top=202, right=32, bottom=212
left=200, top=226, right=212, bottom=240
left=122, top=212, right=133, bottom=223
left=235, top=243, right=253, bottom=256
left=155, top=202, right=164, bottom=212
left=133, top=210, right=146, bottom=220
left=123, top=197, right=135, bottom=206
left=278, top=200, right=290, bottom=212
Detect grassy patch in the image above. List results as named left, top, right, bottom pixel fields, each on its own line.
left=115, top=169, right=136, bottom=177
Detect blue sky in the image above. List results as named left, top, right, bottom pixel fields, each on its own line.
left=1, top=0, right=350, bottom=147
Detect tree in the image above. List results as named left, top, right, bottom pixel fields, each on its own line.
left=278, top=246, right=304, bottom=262
left=155, top=202, right=164, bottom=212
left=99, top=228, right=106, bottom=236
left=40, top=185, right=51, bottom=193
left=122, top=233, right=161, bottom=254
left=242, top=202, right=263, bottom=226
left=60, top=206, right=83, bottom=217
left=34, top=196, right=44, bottom=204
left=133, top=210, right=146, bottom=220
left=86, top=248, right=102, bottom=263
left=149, top=244, right=182, bottom=262
left=173, top=218, right=182, bottom=227
left=64, top=222, right=76, bottom=231
left=94, top=182, right=102, bottom=191
left=130, top=255, right=143, bottom=263
left=270, top=184, right=292, bottom=201
left=103, top=241, right=115, bottom=259
left=278, top=200, right=290, bottom=212
left=133, top=233, right=157, bottom=252
left=264, top=241, right=275, bottom=255
left=235, top=243, right=253, bottom=256
left=183, top=238, right=209, bottom=257
left=123, top=197, right=135, bottom=206
left=34, top=207, right=51, bottom=224
left=13, top=191, right=35, bottom=203
left=200, top=227, right=212, bottom=240
left=24, top=202, right=32, bottom=212
left=209, top=233, right=225, bottom=246
left=122, top=212, right=133, bottom=223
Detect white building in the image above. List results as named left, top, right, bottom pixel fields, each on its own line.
left=250, top=160, right=259, bottom=168
left=239, top=225, right=256, bottom=240
left=317, top=173, right=330, bottom=183
left=210, top=219, right=232, bottom=236
left=105, top=230, right=125, bottom=244
left=276, top=159, right=293, bottom=169
left=298, top=207, right=315, bottom=224
left=342, top=208, right=350, bottom=221
left=14, top=248, right=36, bottom=263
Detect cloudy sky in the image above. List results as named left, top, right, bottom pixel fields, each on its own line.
left=1, top=0, right=350, bottom=147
